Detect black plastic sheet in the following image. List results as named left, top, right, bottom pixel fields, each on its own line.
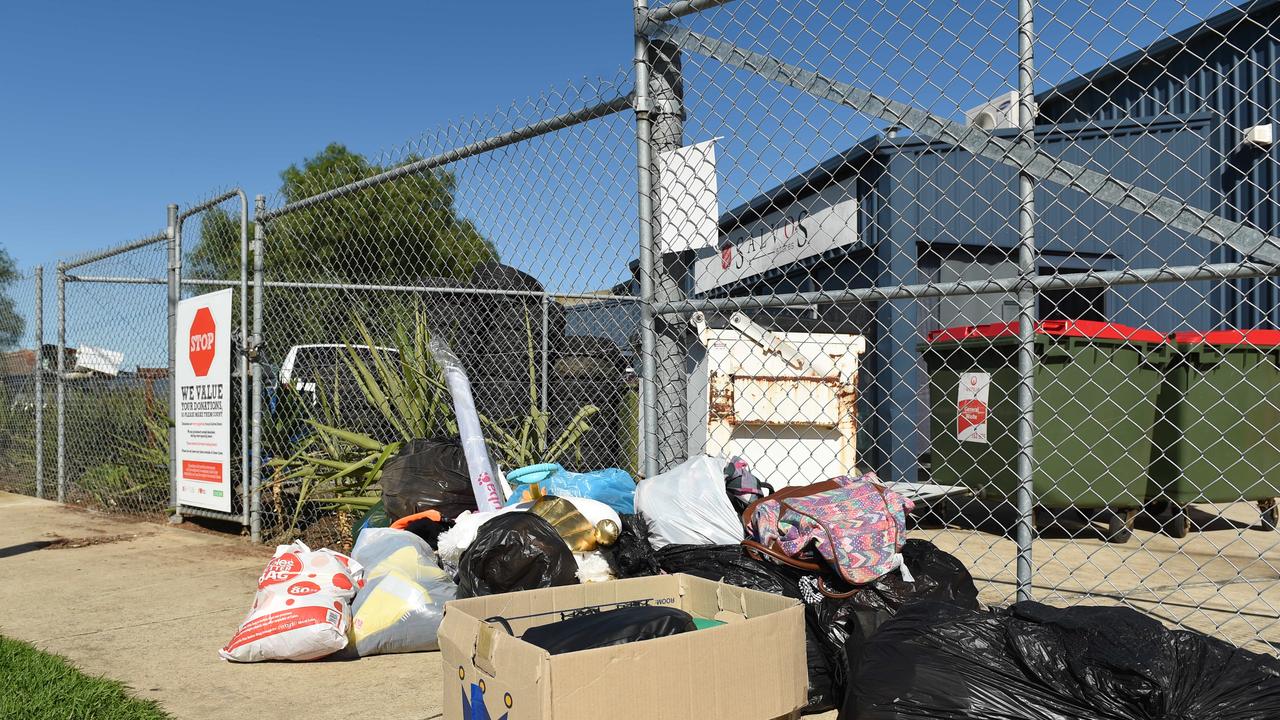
left=654, top=540, right=978, bottom=715
left=379, top=438, right=477, bottom=522
left=515, top=606, right=695, bottom=655
left=848, top=601, right=1280, bottom=720
left=603, top=514, right=662, bottom=579
left=456, top=512, right=579, bottom=599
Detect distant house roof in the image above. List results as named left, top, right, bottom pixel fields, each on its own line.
left=1038, top=0, right=1280, bottom=105
left=1, top=349, right=35, bottom=377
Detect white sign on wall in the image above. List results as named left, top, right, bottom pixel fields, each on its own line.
left=956, top=371, right=991, bottom=444
left=658, top=138, right=721, bottom=253
left=693, top=178, right=858, bottom=294
left=175, top=289, right=233, bottom=512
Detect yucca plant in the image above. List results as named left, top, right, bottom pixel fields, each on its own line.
left=266, top=368, right=399, bottom=537
left=267, top=304, right=600, bottom=539
left=340, top=307, right=456, bottom=442
left=481, top=310, right=598, bottom=468
left=265, top=309, right=456, bottom=535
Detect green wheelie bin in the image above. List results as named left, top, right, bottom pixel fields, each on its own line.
left=1147, top=329, right=1280, bottom=537
left=920, top=320, right=1168, bottom=540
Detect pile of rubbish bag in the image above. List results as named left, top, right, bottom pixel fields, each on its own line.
left=850, top=600, right=1280, bottom=719
left=221, top=443, right=1280, bottom=720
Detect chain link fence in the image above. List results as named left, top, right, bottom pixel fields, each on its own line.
left=249, top=71, right=642, bottom=548
left=639, top=0, right=1280, bottom=655
left=54, top=231, right=170, bottom=516
left=1, top=0, right=1275, bottom=653
left=0, top=267, right=47, bottom=499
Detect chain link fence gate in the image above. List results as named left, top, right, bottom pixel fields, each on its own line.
left=173, top=189, right=254, bottom=536
left=633, top=0, right=1280, bottom=653
left=56, top=230, right=171, bottom=516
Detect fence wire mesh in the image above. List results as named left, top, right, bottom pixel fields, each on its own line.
left=16, top=0, right=1280, bottom=656
left=57, top=234, right=170, bottom=517
left=0, top=267, right=46, bottom=499
left=647, top=0, right=1280, bottom=654
left=253, top=71, right=642, bottom=548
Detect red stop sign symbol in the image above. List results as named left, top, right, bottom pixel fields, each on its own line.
left=188, top=307, right=217, bottom=377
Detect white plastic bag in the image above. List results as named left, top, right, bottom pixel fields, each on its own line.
left=349, top=528, right=457, bottom=656
left=635, top=455, right=744, bottom=549
left=219, top=542, right=364, bottom=662
left=435, top=507, right=524, bottom=573
left=436, top=496, right=620, bottom=572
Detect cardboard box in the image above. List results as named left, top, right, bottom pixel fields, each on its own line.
left=439, top=573, right=807, bottom=720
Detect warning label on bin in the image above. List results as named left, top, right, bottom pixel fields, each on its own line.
left=957, top=372, right=990, bottom=444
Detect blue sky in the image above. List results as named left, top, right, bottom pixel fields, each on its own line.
left=0, top=0, right=1239, bottom=365
left=0, top=0, right=1237, bottom=273
left=0, top=1, right=634, bottom=271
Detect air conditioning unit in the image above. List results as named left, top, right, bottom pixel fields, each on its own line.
left=1242, top=122, right=1274, bottom=148
left=963, top=90, right=1031, bottom=130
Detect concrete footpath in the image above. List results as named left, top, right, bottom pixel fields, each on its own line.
left=0, top=492, right=443, bottom=720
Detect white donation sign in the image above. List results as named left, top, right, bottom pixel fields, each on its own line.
left=956, top=371, right=991, bottom=444
left=175, top=289, right=233, bottom=512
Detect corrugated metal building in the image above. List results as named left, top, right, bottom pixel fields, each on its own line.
left=682, top=0, right=1279, bottom=482
left=1038, top=0, right=1280, bottom=329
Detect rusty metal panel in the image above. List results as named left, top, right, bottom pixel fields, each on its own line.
left=691, top=323, right=866, bottom=487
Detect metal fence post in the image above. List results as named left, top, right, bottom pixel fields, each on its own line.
left=55, top=263, right=65, bottom=504
left=167, top=203, right=183, bottom=524
left=1014, top=0, right=1039, bottom=603
left=634, top=0, right=659, bottom=479
left=250, top=195, right=266, bottom=543
left=34, top=265, right=44, bottom=499
left=237, top=191, right=251, bottom=530
left=634, top=0, right=688, bottom=475
left=540, top=293, right=550, bottom=418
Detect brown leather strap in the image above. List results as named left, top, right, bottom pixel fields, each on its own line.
left=740, top=478, right=841, bottom=527
left=744, top=540, right=858, bottom=598
left=742, top=539, right=825, bottom=573
left=816, top=576, right=857, bottom=599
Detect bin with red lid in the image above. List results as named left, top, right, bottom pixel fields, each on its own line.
left=919, top=320, right=1168, bottom=517
left=1147, top=329, right=1280, bottom=533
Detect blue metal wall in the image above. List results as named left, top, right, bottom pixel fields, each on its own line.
left=1038, top=0, right=1280, bottom=327
left=870, top=115, right=1217, bottom=482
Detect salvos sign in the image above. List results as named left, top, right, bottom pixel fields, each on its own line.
left=694, top=178, right=858, bottom=294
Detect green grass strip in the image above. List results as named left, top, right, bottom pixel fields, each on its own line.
left=0, top=635, right=171, bottom=720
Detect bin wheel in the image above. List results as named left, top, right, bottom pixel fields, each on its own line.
left=1260, top=499, right=1278, bottom=531
left=1104, top=509, right=1134, bottom=544
left=1163, top=505, right=1190, bottom=539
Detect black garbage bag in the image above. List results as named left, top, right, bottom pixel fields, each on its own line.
left=456, top=512, right=580, bottom=599
left=832, top=538, right=980, bottom=668
left=656, top=543, right=804, bottom=598
left=512, top=606, right=695, bottom=655
left=401, top=515, right=447, bottom=549
left=772, top=540, right=977, bottom=715
left=846, top=600, right=1280, bottom=720
left=379, top=438, right=477, bottom=522
left=882, top=538, right=980, bottom=608
left=602, top=514, right=661, bottom=579
left=652, top=541, right=979, bottom=715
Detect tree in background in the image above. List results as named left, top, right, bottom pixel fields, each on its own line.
left=0, top=249, right=26, bottom=351
left=188, top=143, right=497, bottom=357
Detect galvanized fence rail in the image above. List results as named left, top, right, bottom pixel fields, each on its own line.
left=4, top=0, right=1277, bottom=654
